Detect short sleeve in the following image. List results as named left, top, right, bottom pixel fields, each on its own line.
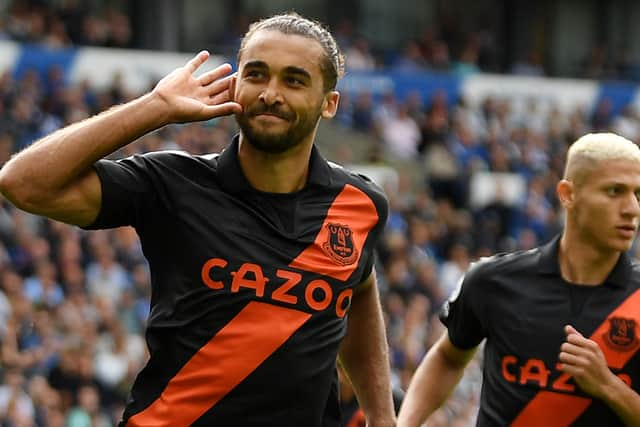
left=356, top=181, right=389, bottom=286
left=439, top=261, right=489, bottom=349
left=84, top=154, right=170, bottom=230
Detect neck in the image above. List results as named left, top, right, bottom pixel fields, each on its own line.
left=237, top=135, right=314, bottom=193
left=558, top=230, right=621, bottom=285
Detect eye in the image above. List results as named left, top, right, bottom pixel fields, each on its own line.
left=285, top=76, right=305, bottom=86
left=606, top=187, right=621, bottom=196
left=245, top=70, right=265, bottom=80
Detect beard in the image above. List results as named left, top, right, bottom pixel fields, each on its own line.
left=235, top=101, right=322, bottom=154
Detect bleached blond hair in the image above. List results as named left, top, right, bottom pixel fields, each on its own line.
left=564, top=133, right=640, bottom=184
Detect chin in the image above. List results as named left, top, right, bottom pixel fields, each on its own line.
left=609, top=239, right=635, bottom=252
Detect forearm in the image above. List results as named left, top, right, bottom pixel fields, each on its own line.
left=338, top=277, right=395, bottom=427
left=600, top=375, right=640, bottom=427
left=0, top=92, right=167, bottom=206
left=398, top=336, right=473, bottom=427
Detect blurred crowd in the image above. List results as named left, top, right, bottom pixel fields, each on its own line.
left=0, top=0, right=132, bottom=48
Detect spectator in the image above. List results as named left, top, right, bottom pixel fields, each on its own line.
left=0, top=365, right=35, bottom=426
left=65, top=384, right=111, bottom=427
left=345, top=36, right=376, bottom=71
left=85, top=242, right=130, bottom=306
left=511, top=50, right=546, bottom=76
left=381, top=104, right=421, bottom=160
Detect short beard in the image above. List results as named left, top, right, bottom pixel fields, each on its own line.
left=235, top=103, right=323, bottom=154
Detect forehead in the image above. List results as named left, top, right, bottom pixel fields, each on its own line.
left=239, top=30, right=324, bottom=74
left=585, top=158, right=640, bottom=187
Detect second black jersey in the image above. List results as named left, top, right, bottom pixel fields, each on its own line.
left=86, top=137, right=389, bottom=427
left=441, top=236, right=640, bottom=426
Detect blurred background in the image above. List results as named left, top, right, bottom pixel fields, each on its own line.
left=1, top=1, right=640, bottom=426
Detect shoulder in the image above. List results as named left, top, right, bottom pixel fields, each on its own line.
left=327, top=161, right=389, bottom=211
left=464, top=247, right=541, bottom=284
left=103, top=150, right=221, bottom=174
left=136, top=150, right=219, bottom=168
left=629, top=259, right=640, bottom=286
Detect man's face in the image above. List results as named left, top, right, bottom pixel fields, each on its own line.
left=234, top=30, right=338, bottom=154
left=569, top=158, right=640, bottom=252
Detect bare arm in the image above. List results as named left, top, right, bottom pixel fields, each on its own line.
left=0, top=51, right=241, bottom=226
left=397, top=332, right=477, bottom=427
left=559, top=325, right=640, bottom=427
left=338, top=270, right=396, bottom=427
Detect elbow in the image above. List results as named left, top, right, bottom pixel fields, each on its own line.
left=0, top=163, right=20, bottom=200
left=0, top=162, right=42, bottom=211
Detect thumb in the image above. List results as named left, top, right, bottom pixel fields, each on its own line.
left=564, top=324, right=583, bottom=337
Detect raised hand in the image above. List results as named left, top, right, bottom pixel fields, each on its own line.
left=558, top=324, right=615, bottom=399
left=152, top=50, right=242, bottom=124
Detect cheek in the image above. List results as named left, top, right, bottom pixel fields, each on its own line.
left=577, top=201, right=612, bottom=227
left=235, top=90, right=250, bottom=106
left=234, top=86, right=257, bottom=105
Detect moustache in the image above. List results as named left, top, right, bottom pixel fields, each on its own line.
left=245, top=105, right=295, bottom=121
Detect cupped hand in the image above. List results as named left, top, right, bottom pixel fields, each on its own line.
left=558, top=324, right=616, bottom=399
left=152, top=50, right=242, bottom=124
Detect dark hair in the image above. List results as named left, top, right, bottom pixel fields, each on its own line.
left=237, top=12, right=345, bottom=92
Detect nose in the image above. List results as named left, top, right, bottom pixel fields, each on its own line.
left=258, top=79, right=283, bottom=106
left=622, top=191, right=640, bottom=218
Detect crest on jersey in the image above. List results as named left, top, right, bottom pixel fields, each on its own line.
left=322, top=223, right=358, bottom=265
left=603, top=317, right=639, bottom=351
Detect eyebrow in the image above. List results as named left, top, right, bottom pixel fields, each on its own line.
left=243, top=61, right=311, bottom=80
left=243, top=60, right=268, bottom=70
left=283, top=66, right=312, bottom=80
left=601, top=181, right=640, bottom=191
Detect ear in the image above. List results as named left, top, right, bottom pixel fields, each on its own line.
left=557, top=179, right=575, bottom=208
left=320, top=91, right=340, bottom=119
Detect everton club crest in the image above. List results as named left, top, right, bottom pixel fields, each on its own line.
left=603, top=317, right=639, bottom=352
left=322, top=223, right=359, bottom=266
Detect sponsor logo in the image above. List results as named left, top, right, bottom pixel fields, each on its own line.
left=200, top=257, right=353, bottom=318
left=501, top=355, right=632, bottom=391
left=603, top=317, right=639, bottom=352
left=322, top=223, right=358, bottom=266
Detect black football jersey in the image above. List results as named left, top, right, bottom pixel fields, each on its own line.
left=441, top=236, right=640, bottom=426
left=86, top=137, right=389, bottom=427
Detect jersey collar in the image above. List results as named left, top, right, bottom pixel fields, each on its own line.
left=538, top=234, right=631, bottom=288
left=217, top=134, right=331, bottom=194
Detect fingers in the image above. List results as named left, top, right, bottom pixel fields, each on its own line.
left=186, top=50, right=210, bottom=74
left=560, top=328, right=599, bottom=356
left=200, top=74, right=235, bottom=99
left=559, top=344, right=588, bottom=364
left=563, top=324, right=596, bottom=348
left=564, top=324, right=582, bottom=337
left=198, top=64, right=234, bottom=86
left=208, top=88, right=235, bottom=106
left=201, top=101, right=243, bottom=118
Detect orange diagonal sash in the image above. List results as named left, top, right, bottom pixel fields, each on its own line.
left=510, top=288, right=640, bottom=427
left=289, top=184, right=378, bottom=281
left=126, top=301, right=311, bottom=427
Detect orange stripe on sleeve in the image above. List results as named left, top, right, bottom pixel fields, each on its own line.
left=510, top=288, right=640, bottom=426
left=126, top=302, right=311, bottom=427
left=289, top=184, right=379, bottom=281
